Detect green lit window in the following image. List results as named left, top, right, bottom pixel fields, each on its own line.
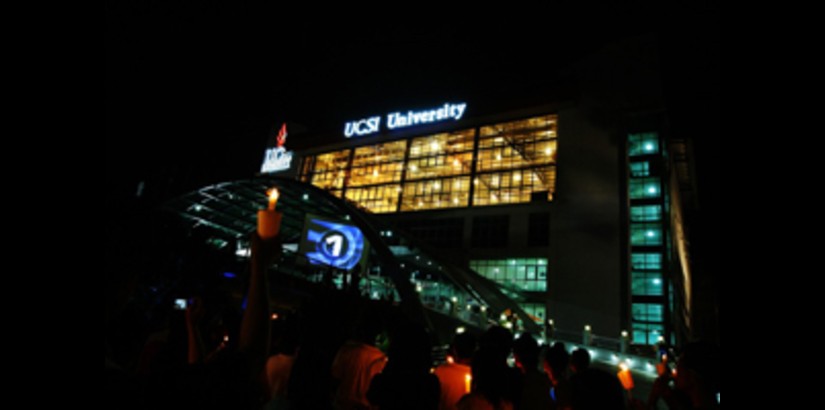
left=631, top=223, right=663, bottom=246
left=629, top=177, right=661, bottom=199
left=628, top=132, right=659, bottom=156
left=470, top=258, right=548, bottom=292
left=630, top=205, right=662, bottom=222
left=629, top=161, right=650, bottom=177
left=632, top=323, right=663, bottom=345
left=631, top=253, right=662, bottom=270
left=632, top=271, right=663, bottom=296
left=519, top=303, right=546, bottom=324
left=632, top=303, right=663, bottom=323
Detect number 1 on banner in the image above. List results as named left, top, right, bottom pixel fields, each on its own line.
left=325, top=234, right=344, bottom=257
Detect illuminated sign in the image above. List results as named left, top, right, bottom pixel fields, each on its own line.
left=344, top=102, right=467, bottom=138
left=260, top=123, right=293, bottom=173
left=300, top=216, right=367, bottom=270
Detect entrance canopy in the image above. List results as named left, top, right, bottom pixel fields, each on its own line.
left=164, top=177, right=542, bottom=337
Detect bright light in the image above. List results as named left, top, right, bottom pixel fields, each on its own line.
left=589, top=350, right=597, bottom=359
left=473, top=178, right=479, bottom=185
left=453, top=197, right=459, bottom=204
left=646, top=231, right=656, bottom=237
left=223, top=335, right=230, bottom=342
left=611, top=354, right=619, bottom=363
left=433, top=182, right=440, bottom=189
left=513, top=173, right=521, bottom=181
left=621, top=330, right=629, bottom=338
left=619, top=363, right=629, bottom=372
left=416, top=285, right=423, bottom=292
left=495, top=137, right=503, bottom=143
left=271, top=313, right=279, bottom=320
left=453, top=159, right=460, bottom=167
left=386, top=231, right=392, bottom=237
left=644, top=143, right=655, bottom=151
left=648, top=186, right=657, bottom=194
left=652, top=278, right=662, bottom=285
left=466, top=305, right=472, bottom=310
left=410, top=165, right=418, bottom=172
left=510, top=260, right=516, bottom=265
left=496, top=154, right=502, bottom=161
left=451, top=296, right=458, bottom=303
left=480, top=306, right=487, bottom=312
left=500, top=314, right=508, bottom=321
left=431, top=141, right=440, bottom=150
left=625, top=359, right=634, bottom=368
left=417, top=201, right=423, bottom=207
left=302, top=193, right=309, bottom=200
left=545, top=148, right=553, bottom=155
left=456, top=326, right=465, bottom=334
left=657, top=336, right=665, bottom=343
left=491, top=194, right=498, bottom=202
left=584, top=325, right=592, bottom=332
left=547, top=319, right=554, bottom=326
left=372, top=169, right=379, bottom=177
left=504, top=322, right=513, bottom=329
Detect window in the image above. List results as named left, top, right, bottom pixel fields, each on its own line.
left=629, top=161, right=650, bottom=177
left=475, top=115, right=557, bottom=206
left=300, top=114, right=558, bottom=213
left=630, top=223, right=663, bottom=246
left=628, top=132, right=659, bottom=156
left=630, top=205, right=662, bottom=222
left=629, top=177, right=661, bottom=199
left=632, top=303, right=664, bottom=323
left=345, top=184, right=401, bottom=213
left=401, top=176, right=471, bottom=211
left=349, top=140, right=407, bottom=187
left=631, top=253, right=662, bottom=270
left=471, top=216, right=509, bottom=248
left=470, top=258, right=548, bottom=292
left=632, top=323, right=664, bottom=345
left=528, top=213, right=550, bottom=246
left=631, top=271, right=663, bottom=296
left=301, top=149, right=351, bottom=193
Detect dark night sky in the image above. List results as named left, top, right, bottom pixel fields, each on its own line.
left=107, top=4, right=719, bottom=267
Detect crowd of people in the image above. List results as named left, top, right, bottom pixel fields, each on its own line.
left=106, top=229, right=719, bottom=409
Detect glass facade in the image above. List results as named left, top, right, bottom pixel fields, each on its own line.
left=470, top=258, right=548, bottom=292
left=627, top=131, right=668, bottom=345
left=300, top=114, right=558, bottom=213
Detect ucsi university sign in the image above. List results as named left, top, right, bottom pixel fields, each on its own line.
left=344, top=102, right=467, bottom=138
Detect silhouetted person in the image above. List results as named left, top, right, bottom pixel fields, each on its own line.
left=513, top=334, right=552, bottom=410
left=644, top=342, right=720, bottom=410
left=544, top=342, right=572, bottom=410
left=569, top=348, right=591, bottom=375
left=457, top=348, right=514, bottom=410
left=367, top=317, right=439, bottom=410
left=434, top=332, right=476, bottom=410
left=331, top=310, right=387, bottom=410
left=476, top=326, right=522, bottom=408
left=570, top=368, right=625, bottom=410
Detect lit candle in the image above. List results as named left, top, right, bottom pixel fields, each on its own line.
left=257, top=188, right=282, bottom=239
left=464, top=373, right=472, bottom=393
left=617, top=363, right=634, bottom=391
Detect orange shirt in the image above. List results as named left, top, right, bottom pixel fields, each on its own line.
left=331, top=341, right=387, bottom=410
left=434, top=362, right=472, bottom=410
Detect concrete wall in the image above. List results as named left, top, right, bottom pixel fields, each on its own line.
left=548, top=107, right=623, bottom=337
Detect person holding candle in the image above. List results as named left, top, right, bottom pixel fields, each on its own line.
left=637, top=342, right=720, bottom=410
left=434, top=332, right=476, bottom=410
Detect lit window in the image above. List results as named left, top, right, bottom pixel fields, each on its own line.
left=628, top=132, right=659, bottom=156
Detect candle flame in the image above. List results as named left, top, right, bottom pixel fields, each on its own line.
left=267, top=188, right=280, bottom=210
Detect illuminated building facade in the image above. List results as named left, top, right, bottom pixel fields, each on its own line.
left=290, top=100, right=694, bottom=346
